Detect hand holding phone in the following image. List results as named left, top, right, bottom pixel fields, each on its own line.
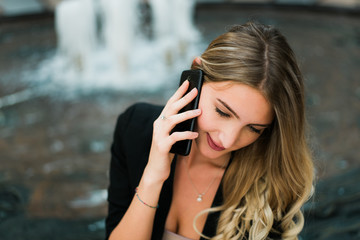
left=170, top=69, right=204, bottom=156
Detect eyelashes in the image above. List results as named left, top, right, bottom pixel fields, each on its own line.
left=215, top=107, right=262, bottom=134
left=249, top=126, right=261, bottom=134
left=215, top=107, right=231, bottom=118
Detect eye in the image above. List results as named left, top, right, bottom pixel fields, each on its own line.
left=215, top=107, right=231, bottom=118
left=249, top=125, right=261, bottom=134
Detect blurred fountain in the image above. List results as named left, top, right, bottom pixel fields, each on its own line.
left=99, top=0, right=138, bottom=72
left=32, top=0, right=202, bottom=92
left=150, top=0, right=200, bottom=66
left=55, top=0, right=97, bottom=72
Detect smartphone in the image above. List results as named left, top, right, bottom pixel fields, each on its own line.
left=170, top=69, right=204, bottom=156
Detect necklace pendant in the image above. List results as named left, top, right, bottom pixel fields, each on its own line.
left=197, top=194, right=203, bottom=202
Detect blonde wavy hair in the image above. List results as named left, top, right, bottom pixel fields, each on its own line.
left=192, top=22, right=314, bottom=240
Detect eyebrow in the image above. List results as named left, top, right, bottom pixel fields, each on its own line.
left=217, top=98, right=240, bottom=119
left=216, top=98, right=272, bottom=127
left=251, top=123, right=271, bottom=128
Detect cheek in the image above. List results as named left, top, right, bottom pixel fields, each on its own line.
left=196, top=103, right=217, bottom=132
left=234, top=132, right=261, bottom=149
left=196, top=111, right=211, bottom=132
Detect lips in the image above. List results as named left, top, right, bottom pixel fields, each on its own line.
left=206, top=133, right=225, bottom=151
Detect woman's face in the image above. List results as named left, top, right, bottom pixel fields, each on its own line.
left=195, top=81, right=274, bottom=160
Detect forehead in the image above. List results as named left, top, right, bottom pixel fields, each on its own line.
left=204, top=81, right=262, bottom=98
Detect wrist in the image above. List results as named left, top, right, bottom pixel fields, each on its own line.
left=142, top=163, right=170, bottom=187
left=135, top=187, right=159, bottom=209
left=136, top=175, right=164, bottom=210
left=141, top=167, right=167, bottom=189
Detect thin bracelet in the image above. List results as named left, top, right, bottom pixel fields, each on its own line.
left=135, top=187, right=159, bottom=209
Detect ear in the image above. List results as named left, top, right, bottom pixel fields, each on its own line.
left=191, top=57, right=202, bottom=68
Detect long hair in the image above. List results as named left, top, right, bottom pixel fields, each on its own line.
left=192, top=22, right=314, bottom=240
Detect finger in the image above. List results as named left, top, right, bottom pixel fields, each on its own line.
left=155, top=108, right=201, bottom=134
left=169, top=108, right=201, bottom=126
left=161, top=80, right=189, bottom=116
left=162, top=80, right=198, bottom=117
left=152, top=130, right=198, bottom=154
left=171, top=87, right=198, bottom=113
left=166, top=80, right=190, bottom=105
left=168, top=131, right=199, bottom=145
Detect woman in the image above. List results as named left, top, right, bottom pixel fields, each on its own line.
left=105, top=22, right=314, bottom=240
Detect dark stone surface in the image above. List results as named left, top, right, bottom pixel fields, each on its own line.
left=302, top=167, right=360, bottom=240
left=0, top=3, right=359, bottom=240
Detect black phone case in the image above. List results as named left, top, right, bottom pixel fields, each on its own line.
left=170, top=69, right=204, bottom=156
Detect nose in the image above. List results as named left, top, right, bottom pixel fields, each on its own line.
left=219, top=124, right=243, bottom=149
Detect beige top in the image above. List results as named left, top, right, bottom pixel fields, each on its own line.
left=162, top=230, right=194, bottom=240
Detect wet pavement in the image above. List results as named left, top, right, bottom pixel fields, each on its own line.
left=0, top=3, right=360, bottom=240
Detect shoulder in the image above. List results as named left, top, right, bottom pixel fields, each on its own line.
left=116, top=102, right=163, bottom=129
left=118, top=102, right=162, bottom=124
left=113, top=102, right=163, bottom=149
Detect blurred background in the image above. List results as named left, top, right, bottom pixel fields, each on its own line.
left=0, top=0, right=359, bottom=239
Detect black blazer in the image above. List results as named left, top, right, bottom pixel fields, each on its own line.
left=105, top=103, right=223, bottom=240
